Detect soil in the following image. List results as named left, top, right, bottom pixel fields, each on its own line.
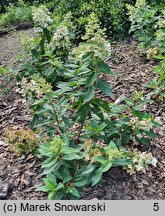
left=0, top=29, right=164, bottom=200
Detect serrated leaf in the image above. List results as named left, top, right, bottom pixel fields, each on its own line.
left=98, top=61, right=117, bottom=76
left=96, top=79, right=112, bottom=96
left=83, top=86, right=95, bottom=104
left=124, top=98, right=134, bottom=106
left=85, top=72, right=97, bottom=86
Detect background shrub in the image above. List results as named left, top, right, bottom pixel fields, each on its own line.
left=0, top=0, right=32, bottom=28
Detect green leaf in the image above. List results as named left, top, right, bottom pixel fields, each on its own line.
left=113, top=159, right=132, bottom=166
left=81, top=164, right=96, bottom=175
left=68, top=188, right=80, bottom=198
left=42, top=155, right=58, bottom=168
left=51, top=191, right=65, bottom=200
left=74, top=179, right=88, bottom=187
left=32, top=119, right=55, bottom=129
left=152, top=120, right=161, bottom=128
left=85, top=72, right=97, bottom=86
left=136, top=137, right=150, bottom=146
left=91, top=170, right=103, bottom=186
left=96, top=79, right=112, bottom=96
left=56, top=183, right=64, bottom=191
left=48, top=191, right=56, bottom=200
left=121, top=132, right=131, bottom=145
left=43, top=161, right=62, bottom=175
left=36, top=185, right=50, bottom=192
left=160, top=90, right=165, bottom=97
left=97, top=122, right=107, bottom=131
left=44, top=179, right=56, bottom=191
left=101, top=161, right=113, bottom=172
left=81, top=51, right=94, bottom=63
left=83, top=86, right=95, bottom=104
left=61, top=116, right=71, bottom=128
left=30, top=115, right=39, bottom=129
left=124, top=98, right=134, bottom=106
left=98, top=61, right=117, bottom=76
left=43, top=28, right=51, bottom=43
left=63, top=146, right=82, bottom=155
left=65, top=63, right=78, bottom=69
left=132, top=110, right=150, bottom=120
left=31, top=49, right=38, bottom=58
left=95, top=157, right=108, bottom=164
left=63, top=154, right=83, bottom=160
left=145, top=130, right=157, bottom=138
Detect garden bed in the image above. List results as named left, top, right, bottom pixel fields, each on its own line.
left=0, top=29, right=164, bottom=200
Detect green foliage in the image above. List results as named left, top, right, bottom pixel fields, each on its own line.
left=127, top=0, right=165, bottom=101
left=3, top=125, right=39, bottom=156
left=72, top=13, right=111, bottom=59
left=145, top=55, right=165, bottom=101
left=0, top=0, right=32, bottom=28
left=46, top=0, right=164, bottom=41
left=16, top=10, right=76, bottom=86
left=153, top=10, right=165, bottom=55
left=11, top=6, right=158, bottom=199
left=37, top=136, right=156, bottom=199
left=126, top=0, right=158, bottom=49
left=47, top=0, right=132, bottom=41
left=28, top=50, right=158, bottom=199
left=127, top=0, right=165, bottom=52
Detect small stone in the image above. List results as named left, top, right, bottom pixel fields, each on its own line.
left=84, top=187, right=92, bottom=193
left=160, top=172, right=165, bottom=178
left=0, top=182, right=10, bottom=198
left=142, top=180, right=149, bottom=186
left=92, top=198, right=98, bottom=200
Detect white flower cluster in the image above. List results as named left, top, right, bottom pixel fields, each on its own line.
left=72, top=13, right=111, bottom=59
left=133, top=152, right=157, bottom=172
left=21, top=34, right=36, bottom=51
left=32, top=6, right=53, bottom=28
left=135, top=0, right=146, bottom=8
left=126, top=150, right=157, bottom=174
left=126, top=0, right=147, bottom=23
left=52, top=25, right=71, bottom=49
left=20, top=74, right=52, bottom=98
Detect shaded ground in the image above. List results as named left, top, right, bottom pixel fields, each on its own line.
left=0, top=28, right=34, bottom=67
left=0, top=30, right=164, bottom=200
